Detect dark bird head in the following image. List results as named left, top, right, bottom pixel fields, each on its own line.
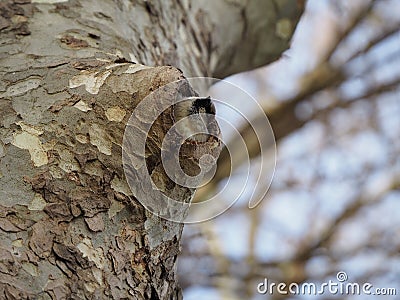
left=190, top=97, right=215, bottom=115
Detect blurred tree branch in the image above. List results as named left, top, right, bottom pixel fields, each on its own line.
left=196, top=0, right=400, bottom=199
left=184, top=1, right=400, bottom=298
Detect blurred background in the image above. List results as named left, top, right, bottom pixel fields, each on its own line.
left=178, top=0, right=400, bottom=299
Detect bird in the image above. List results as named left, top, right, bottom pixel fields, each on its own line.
left=172, top=96, right=217, bottom=143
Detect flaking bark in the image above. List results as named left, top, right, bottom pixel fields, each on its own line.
left=0, top=0, right=303, bottom=299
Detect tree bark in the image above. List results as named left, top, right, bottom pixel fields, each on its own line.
left=0, top=0, right=303, bottom=299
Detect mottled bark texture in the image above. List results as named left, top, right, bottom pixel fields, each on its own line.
left=0, top=0, right=303, bottom=299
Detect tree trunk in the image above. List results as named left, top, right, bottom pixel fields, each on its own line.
left=0, top=0, right=303, bottom=299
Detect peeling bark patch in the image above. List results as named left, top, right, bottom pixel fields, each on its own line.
left=144, top=216, right=182, bottom=250
left=0, top=78, right=41, bottom=98
left=12, top=239, right=23, bottom=248
left=110, top=176, right=132, bottom=196
left=105, top=106, right=126, bottom=122
left=45, top=278, right=71, bottom=300
left=60, top=34, right=89, bottom=49
left=9, top=207, right=37, bottom=230
left=84, top=214, right=104, bottom=232
left=24, top=171, right=49, bottom=191
left=44, top=203, right=72, bottom=221
left=75, top=134, right=88, bottom=144
left=73, top=100, right=92, bottom=112
left=0, top=0, right=32, bottom=36
left=77, top=238, right=105, bottom=269
left=28, top=194, right=47, bottom=211
left=124, top=64, right=151, bottom=74
left=21, top=262, right=39, bottom=277
left=58, top=148, right=81, bottom=173
left=49, top=94, right=80, bottom=112
left=108, top=199, right=125, bottom=219
left=84, top=282, right=96, bottom=294
left=71, top=59, right=107, bottom=70
left=109, top=249, right=127, bottom=275
left=0, top=99, right=17, bottom=128
left=89, top=124, right=112, bottom=155
left=0, top=248, right=19, bottom=275
left=70, top=189, right=111, bottom=217
left=11, top=14, right=27, bottom=24
left=69, top=70, right=112, bottom=95
left=53, top=243, right=93, bottom=271
left=16, top=121, right=44, bottom=136
left=12, top=132, right=48, bottom=167
left=0, top=218, right=21, bottom=232
left=74, top=150, right=97, bottom=168
left=29, top=221, right=55, bottom=258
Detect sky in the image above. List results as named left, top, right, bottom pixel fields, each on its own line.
left=181, top=0, right=400, bottom=299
